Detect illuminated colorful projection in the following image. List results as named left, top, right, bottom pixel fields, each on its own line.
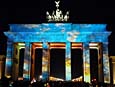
left=4, top=23, right=111, bottom=83
left=42, top=42, right=50, bottom=81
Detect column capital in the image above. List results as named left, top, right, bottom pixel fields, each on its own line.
left=83, top=42, right=89, bottom=45
left=43, top=42, right=49, bottom=49
left=25, top=42, right=31, bottom=45
left=103, top=42, right=108, bottom=44
left=83, top=42, right=89, bottom=49
left=7, top=40, right=13, bottom=45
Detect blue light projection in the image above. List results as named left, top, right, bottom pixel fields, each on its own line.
left=65, top=42, right=71, bottom=80
left=42, top=42, right=50, bottom=81
left=4, top=23, right=110, bottom=43
left=5, top=40, right=13, bottom=77
left=103, top=42, right=110, bottom=83
left=23, top=43, right=31, bottom=80
left=4, top=23, right=111, bottom=83
left=83, top=43, right=90, bottom=83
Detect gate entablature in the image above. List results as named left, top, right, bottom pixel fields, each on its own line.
left=4, top=23, right=111, bottom=43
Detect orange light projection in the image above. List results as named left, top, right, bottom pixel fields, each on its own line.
left=50, top=43, right=65, bottom=49
left=72, top=43, right=82, bottom=49
left=31, top=43, right=42, bottom=79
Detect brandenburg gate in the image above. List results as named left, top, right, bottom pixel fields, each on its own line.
left=4, top=23, right=111, bottom=83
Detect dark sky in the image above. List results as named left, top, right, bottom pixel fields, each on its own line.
left=0, top=0, right=115, bottom=55
left=0, top=0, right=115, bottom=23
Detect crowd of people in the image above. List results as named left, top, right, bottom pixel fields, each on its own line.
left=0, top=76, right=114, bottom=87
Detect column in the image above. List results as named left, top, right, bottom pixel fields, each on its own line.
left=112, top=59, right=115, bottom=84
left=98, top=43, right=103, bottom=82
left=5, top=40, right=13, bottom=78
left=103, top=42, right=110, bottom=83
left=12, top=44, right=19, bottom=80
left=23, top=42, right=31, bottom=80
left=65, top=42, right=71, bottom=80
left=0, top=55, right=5, bottom=79
left=42, top=42, right=50, bottom=81
left=31, top=45, right=35, bottom=80
left=83, top=43, right=90, bottom=83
